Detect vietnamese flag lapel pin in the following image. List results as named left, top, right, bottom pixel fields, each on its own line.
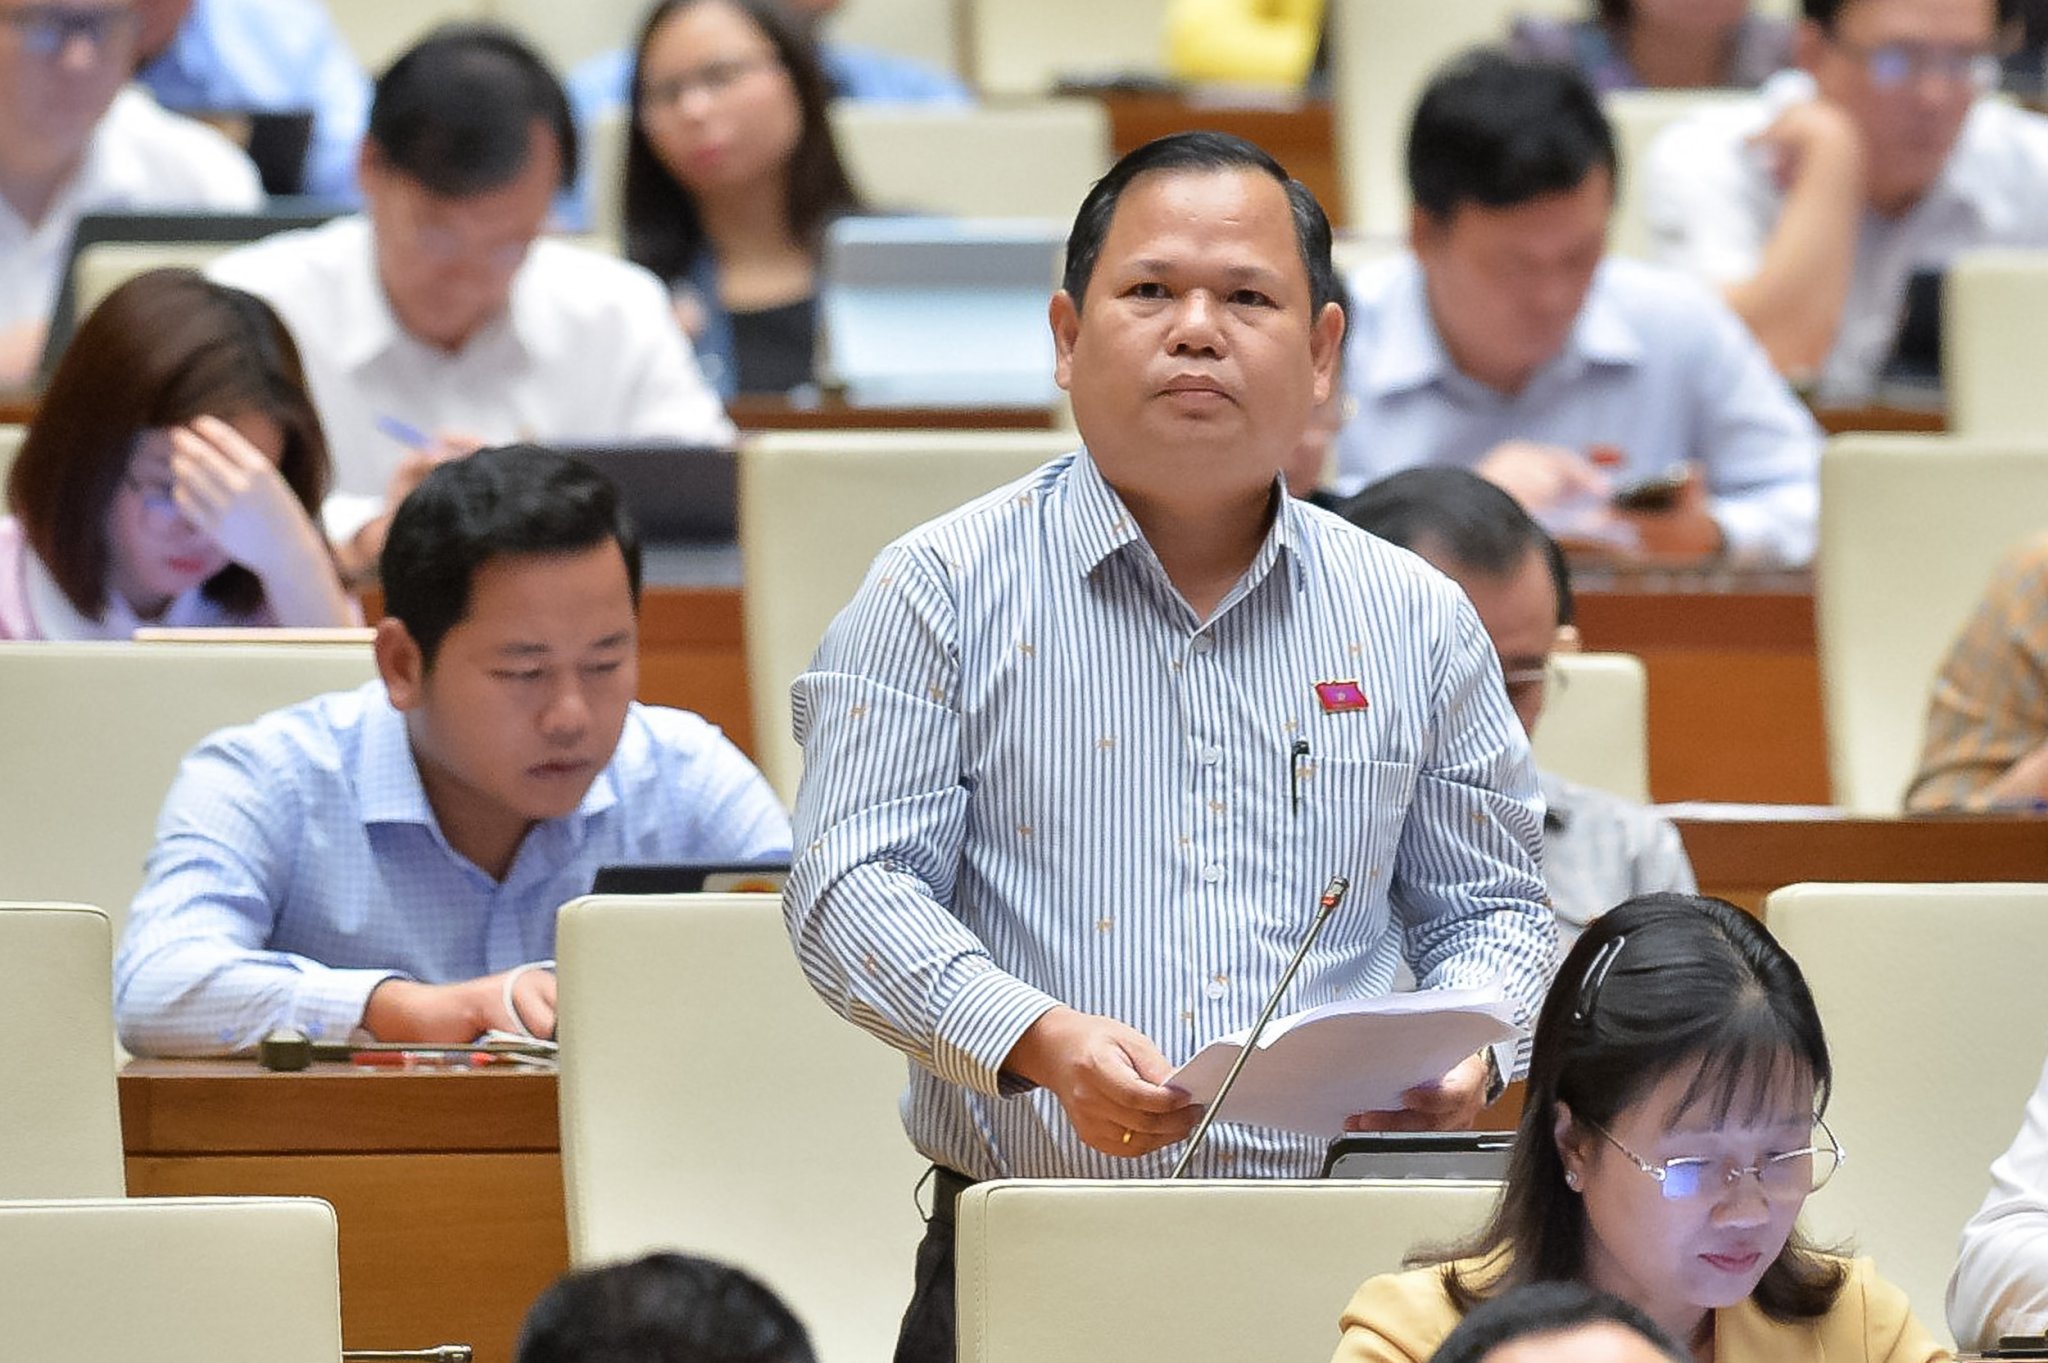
left=1314, top=679, right=1369, bottom=713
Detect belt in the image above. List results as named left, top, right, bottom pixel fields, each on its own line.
left=928, top=1165, right=977, bottom=1226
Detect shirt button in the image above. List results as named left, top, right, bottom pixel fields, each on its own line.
left=1199, top=745, right=1222, bottom=766
left=1205, top=977, right=1228, bottom=999
left=1190, top=635, right=1214, bottom=656
left=1201, top=863, right=1223, bottom=884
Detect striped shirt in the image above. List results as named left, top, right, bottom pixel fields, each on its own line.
left=1908, top=533, right=2048, bottom=812
left=116, top=681, right=791, bottom=1055
left=786, top=449, right=1554, bottom=1180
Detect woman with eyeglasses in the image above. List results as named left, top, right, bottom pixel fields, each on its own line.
left=1509, top=1, right=1795, bottom=92
left=1332, top=893, right=1946, bottom=1363
left=0, top=268, right=353, bottom=640
left=620, top=0, right=861, bottom=398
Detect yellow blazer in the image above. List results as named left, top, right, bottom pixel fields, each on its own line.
left=1332, top=1257, right=1952, bottom=1363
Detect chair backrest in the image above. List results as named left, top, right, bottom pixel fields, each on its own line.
left=1601, top=88, right=1748, bottom=260
left=967, top=0, right=1171, bottom=95
left=1944, top=248, right=2048, bottom=439
left=1764, top=882, right=2048, bottom=1342
left=326, top=0, right=485, bottom=71
left=1529, top=651, right=1650, bottom=803
left=555, top=893, right=928, bottom=1363
left=0, top=904, right=124, bottom=1197
left=1816, top=435, right=2048, bottom=812
left=739, top=428, right=1078, bottom=803
left=829, top=99, right=1112, bottom=219
left=0, top=641, right=378, bottom=944
left=955, top=1177, right=1500, bottom=1363
left=73, top=240, right=237, bottom=322
left=0, top=1196, right=343, bottom=1362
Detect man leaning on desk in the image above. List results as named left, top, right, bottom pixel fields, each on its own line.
left=114, top=444, right=789, bottom=1057
left=784, top=131, right=1556, bottom=1363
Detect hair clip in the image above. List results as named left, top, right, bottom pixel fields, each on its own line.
left=1571, top=934, right=1626, bottom=1024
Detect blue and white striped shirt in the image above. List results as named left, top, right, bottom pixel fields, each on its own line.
left=116, top=681, right=791, bottom=1055
left=787, top=450, right=1554, bottom=1180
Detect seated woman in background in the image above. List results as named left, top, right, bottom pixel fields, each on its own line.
left=0, top=269, right=354, bottom=640
left=1332, top=893, right=1947, bottom=1363
left=1510, top=1, right=1793, bottom=92
left=623, top=0, right=861, bottom=397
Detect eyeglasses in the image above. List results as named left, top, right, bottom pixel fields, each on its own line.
left=123, top=470, right=188, bottom=532
left=0, top=5, right=138, bottom=59
left=1831, top=37, right=2001, bottom=93
left=1500, top=659, right=1567, bottom=706
left=638, top=54, right=782, bottom=114
left=1587, top=1117, right=1846, bottom=1203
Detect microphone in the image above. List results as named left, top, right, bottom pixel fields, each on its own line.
left=343, top=1348, right=473, bottom=1362
left=1168, top=874, right=1351, bottom=1178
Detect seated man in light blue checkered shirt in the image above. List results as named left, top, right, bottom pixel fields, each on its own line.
left=115, top=444, right=790, bottom=1056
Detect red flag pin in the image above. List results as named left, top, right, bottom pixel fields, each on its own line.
left=1314, top=680, right=1369, bottom=713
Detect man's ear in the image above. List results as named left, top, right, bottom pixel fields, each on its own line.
left=1310, top=298, right=1345, bottom=405
left=1049, top=289, right=1080, bottom=394
left=375, top=617, right=427, bottom=712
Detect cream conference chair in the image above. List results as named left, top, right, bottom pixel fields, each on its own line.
left=1530, top=651, right=1651, bottom=804
left=956, top=1177, right=1500, bottom=1363
left=0, top=903, right=124, bottom=1198
left=555, top=892, right=928, bottom=1363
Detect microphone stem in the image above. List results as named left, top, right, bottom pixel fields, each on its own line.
left=1168, top=875, right=1350, bottom=1179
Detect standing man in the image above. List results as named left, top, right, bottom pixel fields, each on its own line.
left=1643, top=0, right=2048, bottom=400
left=785, top=133, right=1555, bottom=1363
left=1335, top=50, right=1820, bottom=567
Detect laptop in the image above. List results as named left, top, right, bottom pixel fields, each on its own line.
left=40, top=205, right=337, bottom=384
left=557, top=442, right=738, bottom=543
left=590, top=863, right=791, bottom=895
left=817, top=215, right=1066, bottom=407
left=1320, top=1132, right=1513, bottom=1180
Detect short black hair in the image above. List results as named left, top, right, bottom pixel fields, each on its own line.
left=1408, top=48, right=1616, bottom=220
left=515, top=1253, right=816, bottom=1363
left=368, top=22, right=578, bottom=196
left=380, top=444, right=642, bottom=670
left=1431, top=1282, right=1687, bottom=1363
left=1802, top=0, right=2016, bottom=25
left=1061, top=130, right=1341, bottom=317
left=1337, top=466, right=1574, bottom=628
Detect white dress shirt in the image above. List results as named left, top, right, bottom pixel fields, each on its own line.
left=1642, top=70, right=2048, bottom=403
left=1335, top=253, right=1821, bottom=566
left=208, top=216, right=736, bottom=540
left=1951, top=1044, right=2048, bottom=1348
left=0, top=85, right=262, bottom=334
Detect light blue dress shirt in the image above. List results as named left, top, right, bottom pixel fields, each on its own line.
left=1333, top=254, right=1822, bottom=566
left=115, top=681, right=791, bottom=1055
left=138, top=0, right=370, bottom=204
left=787, top=450, right=1555, bottom=1181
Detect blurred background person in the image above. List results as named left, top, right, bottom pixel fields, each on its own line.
left=132, top=0, right=371, bottom=204
left=1510, top=0, right=1796, bottom=91
left=0, top=0, right=259, bottom=390
left=1430, top=1282, right=1687, bottom=1363
left=623, top=0, right=861, bottom=396
left=1, top=268, right=351, bottom=639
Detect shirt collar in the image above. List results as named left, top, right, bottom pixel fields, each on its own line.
left=332, top=215, right=535, bottom=373
left=1059, top=445, right=1309, bottom=597
left=1358, top=256, right=1639, bottom=399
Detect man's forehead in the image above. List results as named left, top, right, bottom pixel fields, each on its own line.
left=1096, top=166, right=1307, bottom=273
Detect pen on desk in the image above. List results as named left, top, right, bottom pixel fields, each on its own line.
left=1289, top=738, right=1310, bottom=815
left=374, top=413, right=433, bottom=452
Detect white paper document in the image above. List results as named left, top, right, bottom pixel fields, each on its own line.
left=1167, top=986, right=1523, bottom=1138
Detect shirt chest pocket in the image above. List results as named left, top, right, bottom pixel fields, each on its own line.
left=1297, top=755, right=1418, bottom=893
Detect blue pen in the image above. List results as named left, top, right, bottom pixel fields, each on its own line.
left=374, top=413, right=433, bottom=451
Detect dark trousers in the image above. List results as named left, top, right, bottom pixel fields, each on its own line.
left=894, top=1166, right=974, bottom=1363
